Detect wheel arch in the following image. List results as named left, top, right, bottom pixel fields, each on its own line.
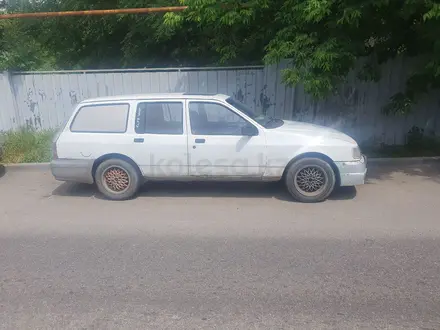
left=282, top=152, right=341, bottom=186
left=92, top=153, right=142, bottom=179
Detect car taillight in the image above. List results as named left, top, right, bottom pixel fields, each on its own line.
left=52, top=119, right=69, bottom=160
left=52, top=140, right=58, bottom=160
left=52, top=129, right=62, bottom=160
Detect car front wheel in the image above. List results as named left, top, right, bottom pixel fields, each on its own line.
left=95, top=159, right=141, bottom=200
left=285, top=157, right=336, bottom=203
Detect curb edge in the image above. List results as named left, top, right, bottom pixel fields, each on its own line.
left=2, top=162, right=51, bottom=172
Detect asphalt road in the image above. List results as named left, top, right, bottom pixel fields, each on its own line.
left=1, top=163, right=440, bottom=329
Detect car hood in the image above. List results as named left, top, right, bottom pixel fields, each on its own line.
left=274, top=120, right=357, bottom=144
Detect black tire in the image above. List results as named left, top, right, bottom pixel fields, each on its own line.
left=95, top=159, right=141, bottom=201
left=285, top=157, right=336, bottom=203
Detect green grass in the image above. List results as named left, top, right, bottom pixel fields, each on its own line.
left=0, top=129, right=55, bottom=163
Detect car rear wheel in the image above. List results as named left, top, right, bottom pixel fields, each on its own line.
left=285, top=157, right=336, bottom=203
left=95, top=159, right=141, bottom=200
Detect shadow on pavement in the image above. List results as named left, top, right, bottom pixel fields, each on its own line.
left=139, top=181, right=356, bottom=202
left=52, top=181, right=357, bottom=202
left=367, top=162, right=440, bottom=184
left=0, top=165, right=5, bottom=179
left=52, top=182, right=95, bottom=197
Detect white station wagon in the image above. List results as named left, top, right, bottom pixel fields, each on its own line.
left=51, top=93, right=367, bottom=202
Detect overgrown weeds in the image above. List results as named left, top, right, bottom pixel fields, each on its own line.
left=0, top=129, right=55, bottom=163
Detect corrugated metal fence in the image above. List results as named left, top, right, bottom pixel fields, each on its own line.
left=1, top=58, right=439, bottom=145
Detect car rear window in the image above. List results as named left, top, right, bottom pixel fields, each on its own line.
left=70, top=103, right=129, bottom=133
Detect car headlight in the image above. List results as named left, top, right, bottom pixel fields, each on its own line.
left=352, top=146, right=361, bottom=160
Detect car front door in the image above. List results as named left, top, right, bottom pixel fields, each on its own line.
left=187, top=100, right=266, bottom=178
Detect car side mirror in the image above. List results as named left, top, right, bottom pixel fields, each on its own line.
left=241, top=125, right=258, bottom=136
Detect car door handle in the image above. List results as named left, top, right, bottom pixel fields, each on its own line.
left=133, top=138, right=144, bottom=143
left=195, top=139, right=206, bottom=144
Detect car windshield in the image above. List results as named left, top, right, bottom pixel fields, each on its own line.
left=226, top=97, right=284, bottom=129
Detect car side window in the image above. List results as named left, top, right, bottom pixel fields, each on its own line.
left=189, top=102, right=252, bottom=135
left=70, top=103, right=129, bottom=133
left=135, top=102, right=183, bottom=135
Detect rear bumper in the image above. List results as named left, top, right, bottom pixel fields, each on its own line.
left=335, top=155, right=367, bottom=186
left=51, top=159, right=94, bottom=184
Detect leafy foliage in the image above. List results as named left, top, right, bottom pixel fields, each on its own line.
left=1, top=0, right=267, bottom=70
left=1, top=1, right=211, bottom=69
left=0, top=19, right=56, bottom=70
left=2, top=0, right=440, bottom=113
left=179, top=0, right=440, bottom=114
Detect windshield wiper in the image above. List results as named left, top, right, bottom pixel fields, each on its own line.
left=265, top=117, right=278, bottom=125
left=264, top=117, right=283, bottom=128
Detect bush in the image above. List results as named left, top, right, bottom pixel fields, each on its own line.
left=361, top=126, right=440, bottom=158
left=405, top=126, right=439, bottom=152
left=0, top=129, right=55, bottom=163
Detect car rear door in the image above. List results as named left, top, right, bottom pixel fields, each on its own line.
left=127, top=99, right=189, bottom=178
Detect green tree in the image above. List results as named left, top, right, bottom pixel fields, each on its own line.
left=176, top=0, right=440, bottom=114
left=3, top=0, right=440, bottom=114
left=0, top=19, right=56, bottom=70
left=2, top=0, right=253, bottom=69
left=10, top=0, right=190, bottom=69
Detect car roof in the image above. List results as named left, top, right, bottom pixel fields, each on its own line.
left=80, top=93, right=230, bottom=104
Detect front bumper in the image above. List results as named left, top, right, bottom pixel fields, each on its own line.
left=51, top=159, right=95, bottom=184
left=335, top=155, right=367, bottom=186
